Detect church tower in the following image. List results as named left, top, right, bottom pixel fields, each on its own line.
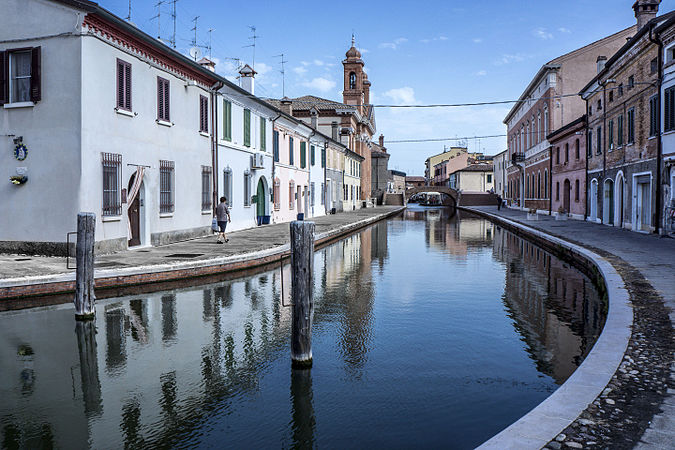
left=343, top=35, right=365, bottom=106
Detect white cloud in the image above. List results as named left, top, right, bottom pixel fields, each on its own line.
left=383, top=86, right=417, bottom=105
left=313, top=59, right=324, bottom=66
left=439, top=36, right=448, bottom=41
left=533, top=27, right=553, bottom=40
left=358, top=47, right=369, bottom=54
left=476, top=70, right=487, bottom=76
left=420, top=39, right=431, bottom=44
left=301, top=77, right=336, bottom=93
left=293, top=66, right=307, bottom=75
left=558, top=27, right=572, bottom=34
left=473, top=38, right=483, bottom=44
left=301, top=61, right=311, bottom=66
left=254, top=62, right=272, bottom=75
left=494, top=53, right=530, bottom=66
left=379, top=37, right=408, bottom=50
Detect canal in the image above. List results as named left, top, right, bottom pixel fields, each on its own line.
left=0, top=207, right=604, bottom=449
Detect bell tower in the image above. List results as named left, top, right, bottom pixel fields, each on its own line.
left=343, top=34, right=365, bottom=106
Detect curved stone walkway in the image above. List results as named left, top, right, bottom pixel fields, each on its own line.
left=465, top=206, right=675, bottom=449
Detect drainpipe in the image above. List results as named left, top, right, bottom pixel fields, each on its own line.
left=650, top=25, right=664, bottom=234
left=584, top=98, right=589, bottom=222
left=307, top=130, right=315, bottom=217
left=210, top=81, right=224, bottom=214
left=549, top=145, right=553, bottom=215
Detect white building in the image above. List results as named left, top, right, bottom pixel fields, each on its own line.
left=493, top=150, right=507, bottom=198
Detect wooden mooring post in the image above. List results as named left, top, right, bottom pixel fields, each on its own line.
left=290, top=221, right=315, bottom=368
left=74, top=212, right=96, bottom=320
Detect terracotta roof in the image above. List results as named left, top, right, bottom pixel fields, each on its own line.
left=451, top=164, right=494, bottom=175
left=406, top=176, right=425, bottom=182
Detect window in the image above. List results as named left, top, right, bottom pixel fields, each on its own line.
left=628, top=75, right=635, bottom=89
left=157, top=77, right=170, bottom=122
left=199, top=95, right=208, bottom=133
left=575, top=179, right=580, bottom=202
left=597, top=99, right=602, bottom=111
left=116, top=58, right=132, bottom=111
left=649, top=96, right=658, bottom=137
left=544, top=107, right=549, bottom=136
left=596, top=126, right=602, bottom=154
left=651, top=58, right=658, bottom=74
left=222, top=99, right=232, bottom=141
left=618, top=84, right=624, bottom=97
left=320, top=183, right=324, bottom=205
left=349, top=72, right=356, bottom=89
left=243, top=171, right=252, bottom=206
left=289, top=181, right=295, bottom=209
left=289, top=137, right=294, bottom=165
left=273, top=178, right=281, bottom=210
left=311, top=145, right=316, bottom=166
left=102, top=152, right=122, bottom=216
left=321, top=146, right=326, bottom=168
left=243, top=109, right=251, bottom=147
left=588, top=130, right=593, bottom=157
left=608, top=120, right=614, bottom=150
left=556, top=147, right=560, bottom=164
left=311, top=182, right=315, bottom=206
left=544, top=170, right=548, bottom=198
left=300, top=142, right=307, bottom=169
left=589, top=105, right=593, bottom=116
left=609, top=90, right=614, bottom=103
left=537, top=172, right=541, bottom=198
left=260, top=117, right=266, bottom=151
left=487, top=174, right=492, bottom=183
left=668, top=46, right=675, bottom=63
left=666, top=87, right=675, bottom=132
left=201, top=166, right=212, bottom=211
left=575, top=139, right=580, bottom=159
left=565, top=143, right=569, bottom=162
left=273, top=130, right=279, bottom=162
left=160, top=160, right=175, bottom=213
left=618, top=115, right=624, bottom=146
left=627, top=108, right=635, bottom=144
left=223, top=168, right=233, bottom=207
left=556, top=181, right=560, bottom=201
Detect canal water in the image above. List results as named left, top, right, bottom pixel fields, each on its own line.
left=0, top=207, right=604, bottom=449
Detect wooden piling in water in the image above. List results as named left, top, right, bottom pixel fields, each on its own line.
left=290, top=221, right=314, bottom=368
left=75, top=212, right=96, bottom=320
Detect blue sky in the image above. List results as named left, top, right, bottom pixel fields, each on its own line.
left=101, top=0, right=674, bottom=175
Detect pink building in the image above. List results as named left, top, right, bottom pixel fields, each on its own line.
left=272, top=116, right=311, bottom=223
left=432, top=152, right=472, bottom=186
left=548, top=115, right=586, bottom=218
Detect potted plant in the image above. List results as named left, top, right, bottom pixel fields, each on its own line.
left=556, top=205, right=569, bottom=220
left=527, top=207, right=538, bottom=221
left=9, top=175, right=27, bottom=185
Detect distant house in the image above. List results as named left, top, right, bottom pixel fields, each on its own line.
left=405, top=176, right=426, bottom=189
left=448, top=164, right=494, bottom=192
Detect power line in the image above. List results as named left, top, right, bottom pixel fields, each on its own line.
left=387, top=134, right=507, bottom=144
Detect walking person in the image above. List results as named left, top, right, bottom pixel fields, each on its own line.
left=216, top=197, right=231, bottom=244
left=497, top=194, right=502, bottom=211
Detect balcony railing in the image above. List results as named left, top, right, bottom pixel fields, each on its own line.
left=511, top=152, right=525, bottom=164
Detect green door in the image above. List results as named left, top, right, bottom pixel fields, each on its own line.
left=256, top=179, right=265, bottom=218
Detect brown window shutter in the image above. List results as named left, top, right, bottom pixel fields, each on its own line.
left=125, top=63, right=131, bottom=110
left=30, top=46, right=41, bottom=102
left=116, top=61, right=124, bottom=108
left=164, top=79, right=169, bottom=120
left=0, top=51, right=6, bottom=105
left=157, top=77, right=163, bottom=120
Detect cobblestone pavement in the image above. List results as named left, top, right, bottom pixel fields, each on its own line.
left=466, top=206, right=675, bottom=449
left=0, top=207, right=403, bottom=282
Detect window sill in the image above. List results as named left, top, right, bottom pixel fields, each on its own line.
left=4, top=101, right=35, bottom=109
left=199, top=131, right=210, bottom=138
left=648, top=135, right=658, bottom=140
left=157, top=119, right=173, bottom=127
left=202, top=210, right=212, bottom=215
left=115, top=108, right=136, bottom=117
left=102, top=215, right=121, bottom=222
left=159, top=212, right=174, bottom=218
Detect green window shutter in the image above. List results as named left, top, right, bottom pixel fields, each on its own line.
left=223, top=100, right=232, bottom=141
left=300, top=142, right=306, bottom=168
left=321, top=147, right=326, bottom=168
left=244, top=109, right=251, bottom=147
left=260, top=117, right=266, bottom=151
left=311, top=145, right=315, bottom=166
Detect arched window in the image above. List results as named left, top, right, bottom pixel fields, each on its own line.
left=289, top=180, right=295, bottom=209
left=526, top=174, right=530, bottom=197
left=273, top=178, right=281, bottom=210
left=544, top=106, right=549, bottom=137
left=537, top=171, right=541, bottom=199
left=575, top=179, right=580, bottom=202
left=544, top=169, right=548, bottom=198
left=349, top=72, right=356, bottom=90
left=526, top=122, right=530, bottom=149
left=532, top=115, right=536, bottom=145
left=537, top=111, right=542, bottom=142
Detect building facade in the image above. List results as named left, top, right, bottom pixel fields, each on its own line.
left=371, top=135, right=391, bottom=204
left=548, top=116, right=587, bottom=219
left=493, top=150, right=508, bottom=198
left=343, top=149, right=364, bottom=211
left=657, top=14, right=675, bottom=233
left=448, top=164, right=494, bottom=192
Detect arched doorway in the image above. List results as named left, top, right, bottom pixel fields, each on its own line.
left=127, top=173, right=145, bottom=247
left=615, top=173, right=625, bottom=228
left=590, top=179, right=598, bottom=221
left=563, top=179, right=571, bottom=214
left=603, top=179, right=614, bottom=225
left=256, top=177, right=269, bottom=225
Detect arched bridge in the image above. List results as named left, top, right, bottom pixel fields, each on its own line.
left=405, top=186, right=458, bottom=206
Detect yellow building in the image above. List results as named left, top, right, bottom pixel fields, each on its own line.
left=424, top=147, right=484, bottom=185
left=343, top=149, right=364, bottom=210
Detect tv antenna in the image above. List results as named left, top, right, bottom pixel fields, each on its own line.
left=243, top=25, right=259, bottom=70
left=151, top=0, right=165, bottom=40
left=169, top=0, right=178, bottom=48
left=207, top=28, right=214, bottom=59
left=189, top=46, right=202, bottom=61
left=126, top=0, right=132, bottom=21
left=191, top=16, right=200, bottom=48
left=274, top=53, right=288, bottom=97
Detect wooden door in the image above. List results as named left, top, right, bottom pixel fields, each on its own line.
left=128, top=177, right=141, bottom=247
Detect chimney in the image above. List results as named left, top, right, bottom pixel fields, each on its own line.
left=331, top=121, right=338, bottom=140
left=379, top=134, right=384, bottom=146
left=280, top=97, right=293, bottom=116
left=310, top=108, right=318, bottom=129
left=238, top=64, right=257, bottom=95
left=597, top=55, right=607, bottom=73
left=198, top=57, right=216, bottom=73
left=634, top=0, right=661, bottom=30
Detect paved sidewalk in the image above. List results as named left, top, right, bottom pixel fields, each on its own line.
left=0, top=206, right=403, bottom=296
left=465, top=206, right=675, bottom=448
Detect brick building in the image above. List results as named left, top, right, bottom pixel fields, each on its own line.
left=505, top=24, right=635, bottom=212
left=581, top=1, right=673, bottom=232
left=548, top=115, right=587, bottom=218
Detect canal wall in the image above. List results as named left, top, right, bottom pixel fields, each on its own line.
left=461, top=207, right=633, bottom=450
left=0, top=207, right=405, bottom=304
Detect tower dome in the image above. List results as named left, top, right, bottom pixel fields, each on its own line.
left=346, top=46, right=361, bottom=59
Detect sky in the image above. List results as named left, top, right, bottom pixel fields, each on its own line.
left=100, top=0, right=675, bottom=176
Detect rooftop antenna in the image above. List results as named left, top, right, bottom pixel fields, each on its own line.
left=126, top=0, right=132, bottom=21
left=244, top=26, right=259, bottom=70
left=191, top=16, right=200, bottom=48
left=274, top=53, right=288, bottom=97
left=169, top=0, right=178, bottom=48
left=207, top=28, right=214, bottom=59
left=151, top=0, right=165, bottom=40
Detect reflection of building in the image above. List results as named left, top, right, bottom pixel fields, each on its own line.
left=492, top=227, right=603, bottom=384
left=416, top=208, right=493, bottom=257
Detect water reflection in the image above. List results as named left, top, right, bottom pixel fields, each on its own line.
left=0, top=209, right=605, bottom=448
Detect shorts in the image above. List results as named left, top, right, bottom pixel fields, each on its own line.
left=217, top=221, right=228, bottom=232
